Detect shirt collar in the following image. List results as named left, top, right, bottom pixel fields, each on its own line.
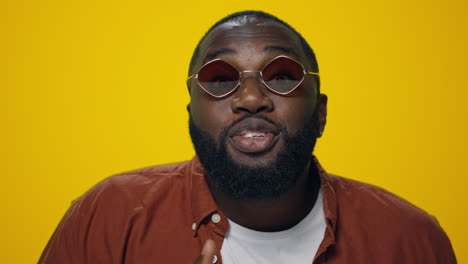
left=189, top=157, right=220, bottom=231
left=188, top=155, right=338, bottom=241
left=313, top=156, right=338, bottom=243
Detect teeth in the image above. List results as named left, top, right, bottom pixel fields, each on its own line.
left=243, top=132, right=265, bottom=138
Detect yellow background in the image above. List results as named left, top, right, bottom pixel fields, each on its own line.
left=3, top=0, right=467, bottom=262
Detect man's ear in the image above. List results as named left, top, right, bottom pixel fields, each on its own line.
left=186, top=81, right=192, bottom=114
left=186, top=80, right=192, bottom=95
left=318, top=94, right=328, bottom=137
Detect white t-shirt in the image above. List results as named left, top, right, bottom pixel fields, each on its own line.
left=220, top=189, right=326, bottom=264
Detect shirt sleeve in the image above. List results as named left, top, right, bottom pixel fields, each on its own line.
left=425, top=216, right=457, bottom=263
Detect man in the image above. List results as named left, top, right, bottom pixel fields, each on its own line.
left=40, top=11, right=456, bottom=264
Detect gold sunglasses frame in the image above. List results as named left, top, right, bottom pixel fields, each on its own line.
left=187, top=55, right=319, bottom=98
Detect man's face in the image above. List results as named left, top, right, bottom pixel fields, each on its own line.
left=188, top=18, right=327, bottom=200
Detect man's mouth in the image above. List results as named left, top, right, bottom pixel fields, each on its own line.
left=238, top=130, right=268, bottom=138
left=228, top=118, right=280, bottom=154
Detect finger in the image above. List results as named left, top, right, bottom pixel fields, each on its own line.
left=202, top=239, right=216, bottom=256
left=193, top=239, right=216, bottom=264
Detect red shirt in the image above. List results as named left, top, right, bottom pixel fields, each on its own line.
left=39, top=157, right=456, bottom=263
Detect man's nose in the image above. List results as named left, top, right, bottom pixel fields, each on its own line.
left=231, top=76, right=274, bottom=114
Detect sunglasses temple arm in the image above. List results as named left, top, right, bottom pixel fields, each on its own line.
left=306, top=71, right=320, bottom=76
left=187, top=74, right=197, bottom=80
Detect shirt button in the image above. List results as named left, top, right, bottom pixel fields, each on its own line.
left=212, top=254, right=218, bottom=263
left=211, top=213, right=221, bottom=224
left=191, top=222, right=197, bottom=231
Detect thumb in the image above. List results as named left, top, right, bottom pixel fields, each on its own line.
left=194, top=239, right=216, bottom=264
left=201, top=239, right=216, bottom=257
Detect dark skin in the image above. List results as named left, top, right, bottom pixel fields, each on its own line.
left=188, top=18, right=328, bottom=263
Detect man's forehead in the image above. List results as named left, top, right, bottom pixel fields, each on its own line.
left=196, top=19, right=304, bottom=66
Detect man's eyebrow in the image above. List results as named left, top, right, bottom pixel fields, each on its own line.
left=204, top=48, right=237, bottom=63
left=263, top=45, right=298, bottom=57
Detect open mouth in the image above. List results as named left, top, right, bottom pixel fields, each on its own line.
left=240, top=131, right=268, bottom=138
left=228, top=118, right=280, bottom=154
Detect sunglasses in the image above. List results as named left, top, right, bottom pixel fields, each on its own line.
left=187, top=55, right=319, bottom=98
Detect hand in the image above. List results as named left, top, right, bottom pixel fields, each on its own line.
left=192, top=239, right=216, bottom=264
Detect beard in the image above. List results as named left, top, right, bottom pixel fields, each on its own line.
left=189, top=110, right=321, bottom=201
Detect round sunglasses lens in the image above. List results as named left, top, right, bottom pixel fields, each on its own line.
left=262, top=57, right=304, bottom=94
left=198, top=60, right=239, bottom=97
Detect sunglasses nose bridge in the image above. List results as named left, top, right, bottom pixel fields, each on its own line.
left=238, top=70, right=264, bottom=87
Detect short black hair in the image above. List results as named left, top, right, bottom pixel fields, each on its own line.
left=188, top=10, right=319, bottom=79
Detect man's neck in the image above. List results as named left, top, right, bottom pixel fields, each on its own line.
left=207, top=161, right=321, bottom=232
